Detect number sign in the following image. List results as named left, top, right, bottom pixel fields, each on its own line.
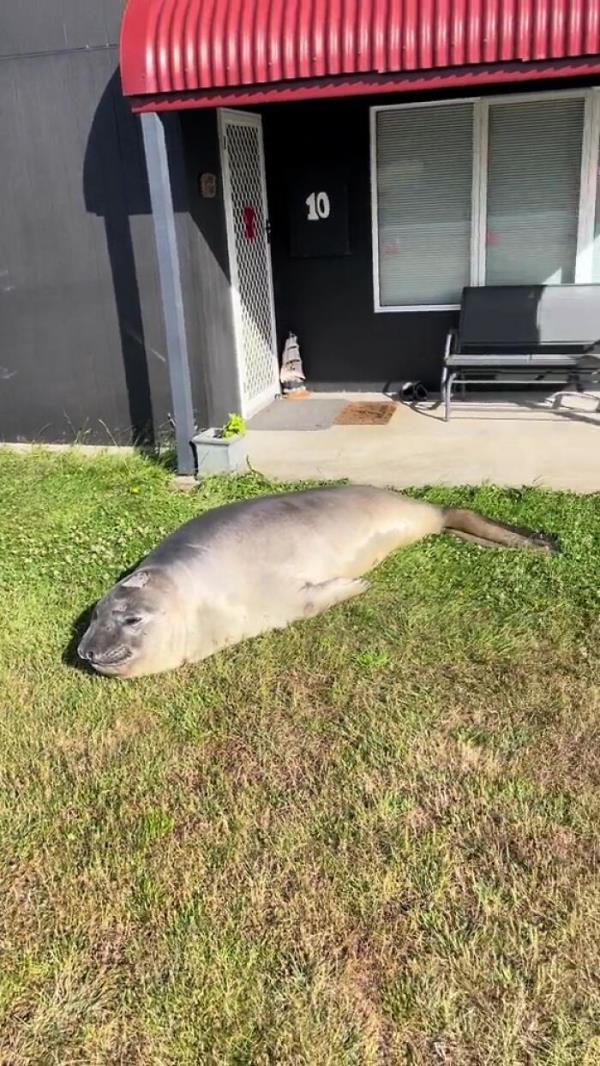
left=289, top=168, right=349, bottom=258
left=305, top=191, right=331, bottom=220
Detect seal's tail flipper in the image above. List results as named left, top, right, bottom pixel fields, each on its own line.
left=442, top=508, right=558, bottom=554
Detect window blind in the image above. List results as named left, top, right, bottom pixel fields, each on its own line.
left=485, top=98, right=584, bottom=286
left=375, top=104, right=474, bottom=307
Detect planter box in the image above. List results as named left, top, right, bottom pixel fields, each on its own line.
left=192, top=428, right=247, bottom=476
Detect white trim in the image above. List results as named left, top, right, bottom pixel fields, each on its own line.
left=471, top=99, right=488, bottom=285
left=576, top=91, right=600, bottom=282
left=218, top=108, right=280, bottom=418
left=373, top=96, right=479, bottom=114
left=478, top=87, right=587, bottom=106
left=590, top=91, right=600, bottom=282
left=255, top=111, right=281, bottom=412
left=370, top=86, right=598, bottom=311
left=371, top=87, right=585, bottom=117
left=218, top=106, right=267, bottom=128
left=369, top=107, right=381, bottom=314
left=218, top=109, right=243, bottom=409
left=375, top=304, right=461, bottom=314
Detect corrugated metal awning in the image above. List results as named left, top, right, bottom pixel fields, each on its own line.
left=120, top=0, right=600, bottom=111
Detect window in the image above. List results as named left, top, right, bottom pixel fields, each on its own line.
left=375, top=104, right=474, bottom=307
left=371, top=90, right=600, bottom=311
left=486, top=98, right=583, bottom=286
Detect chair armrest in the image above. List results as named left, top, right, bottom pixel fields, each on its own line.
left=444, top=328, right=458, bottom=362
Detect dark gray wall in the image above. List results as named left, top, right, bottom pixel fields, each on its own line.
left=262, top=80, right=598, bottom=390
left=263, top=96, right=453, bottom=391
left=0, top=3, right=215, bottom=444
left=1, top=0, right=124, bottom=56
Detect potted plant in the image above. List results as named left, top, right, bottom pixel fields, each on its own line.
left=192, top=413, right=247, bottom=475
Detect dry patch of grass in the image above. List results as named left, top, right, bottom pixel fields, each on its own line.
left=0, top=451, right=599, bottom=1063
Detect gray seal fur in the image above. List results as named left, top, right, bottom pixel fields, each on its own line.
left=77, top=485, right=555, bottom=678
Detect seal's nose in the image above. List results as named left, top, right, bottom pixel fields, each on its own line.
left=77, top=641, right=92, bottom=662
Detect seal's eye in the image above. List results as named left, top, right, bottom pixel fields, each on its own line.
left=124, top=615, right=143, bottom=626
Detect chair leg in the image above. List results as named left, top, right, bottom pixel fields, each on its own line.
left=440, top=364, right=448, bottom=408
left=445, top=373, right=456, bottom=422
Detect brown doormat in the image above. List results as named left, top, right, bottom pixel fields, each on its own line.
left=334, top=400, right=396, bottom=425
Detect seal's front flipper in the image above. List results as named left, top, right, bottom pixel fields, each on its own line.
left=302, top=577, right=370, bottom=618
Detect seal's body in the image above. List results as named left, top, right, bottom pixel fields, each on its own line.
left=77, top=485, right=555, bottom=678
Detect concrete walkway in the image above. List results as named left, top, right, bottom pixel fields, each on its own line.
left=246, top=391, right=600, bottom=492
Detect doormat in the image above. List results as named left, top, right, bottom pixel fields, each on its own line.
left=334, top=401, right=396, bottom=425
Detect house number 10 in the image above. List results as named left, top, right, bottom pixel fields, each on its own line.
left=305, top=191, right=331, bottom=221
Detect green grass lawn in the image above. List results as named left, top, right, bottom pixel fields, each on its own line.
left=1, top=450, right=599, bottom=1065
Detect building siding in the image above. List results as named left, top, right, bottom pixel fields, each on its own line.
left=0, top=0, right=221, bottom=444
left=1, top=0, right=124, bottom=57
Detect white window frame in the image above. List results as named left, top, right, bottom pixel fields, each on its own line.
left=370, top=87, right=600, bottom=313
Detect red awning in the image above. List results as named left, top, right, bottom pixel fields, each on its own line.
left=120, top=0, right=600, bottom=110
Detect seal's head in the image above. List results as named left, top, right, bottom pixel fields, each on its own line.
left=77, top=568, right=181, bottom=678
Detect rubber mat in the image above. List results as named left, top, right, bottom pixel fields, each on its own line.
left=334, top=401, right=396, bottom=425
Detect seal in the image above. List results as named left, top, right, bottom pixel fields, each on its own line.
left=77, top=485, right=556, bottom=678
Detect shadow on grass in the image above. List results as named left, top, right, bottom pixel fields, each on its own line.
left=62, top=603, right=97, bottom=674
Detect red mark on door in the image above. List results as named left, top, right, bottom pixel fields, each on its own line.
left=243, top=205, right=257, bottom=241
